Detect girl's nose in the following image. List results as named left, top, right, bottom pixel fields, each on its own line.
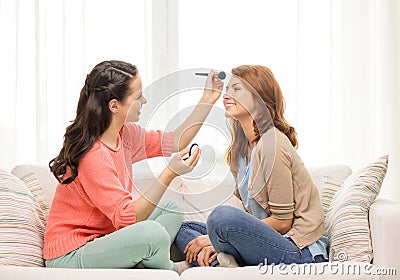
left=223, top=92, right=233, bottom=99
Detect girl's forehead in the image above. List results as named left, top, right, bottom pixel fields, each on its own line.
left=131, top=76, right=142, bottom=87
left=227, top=76, right=243, bottom=86
left=129, top=76, right=143, bottom=92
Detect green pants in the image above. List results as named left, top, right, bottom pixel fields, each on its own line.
left=45, top=200, right=183, bottom=272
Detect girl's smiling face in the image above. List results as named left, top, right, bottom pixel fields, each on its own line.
left=125, top=76, right=147, bottom=122
left=223, top=76, right=255, bottom=120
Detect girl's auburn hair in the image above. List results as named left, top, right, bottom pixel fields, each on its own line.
left=226, top=65, right=297, bottom=173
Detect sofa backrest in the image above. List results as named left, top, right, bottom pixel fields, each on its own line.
left=11, top=163, right=353, bottom=215
left=308, top=164, right=352, bottom=199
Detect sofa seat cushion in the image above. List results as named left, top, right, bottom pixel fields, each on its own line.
left=0, top=266, right=179, bottom=280
left=179, top=264, right=379, bottom=279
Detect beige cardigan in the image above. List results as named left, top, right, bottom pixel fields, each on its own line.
left=233, top=127, right=324, bottom=249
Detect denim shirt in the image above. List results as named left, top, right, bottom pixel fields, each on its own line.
left=237, top=144, right=328, bottom=261
left=237, top=145, right=269, bottom=219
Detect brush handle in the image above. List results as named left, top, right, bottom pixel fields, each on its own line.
left=195, top=71, right=226, bottom=80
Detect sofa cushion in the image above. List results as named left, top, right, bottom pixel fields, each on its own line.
left=324, top=155, right=388, bottom=263
left=308, top=165, right=352, bottom=200
left=320, top=176, right=344, bottom=218
left=133, top=175, right=243, bottom=224
left=161, top=165, right=354, bottom=224
left=11, top=165, right=58, bottom=207
left=0, top=169, right=47, bottom=267
left=174, top=175, right=244, bottom=223
left=21, top=173, right=50, bottom=221
left=179, top=264, right=379, bottom=279
left=168, top=165, right=354, bottom=224
left=0, top=265, right=180, bottom=280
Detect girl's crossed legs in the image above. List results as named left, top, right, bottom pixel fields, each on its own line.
left=45, top=200, right=183, bottom=272
left=174, top=205, right=313, bottom=267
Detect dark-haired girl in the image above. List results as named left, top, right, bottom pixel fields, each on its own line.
left=43, top=61, right=223, bottom=274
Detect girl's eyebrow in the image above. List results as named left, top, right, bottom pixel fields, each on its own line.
left=226, top=83, right=241, bottom=90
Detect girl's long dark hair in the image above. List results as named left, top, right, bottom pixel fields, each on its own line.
left=49, top=60, right=138, bottom=184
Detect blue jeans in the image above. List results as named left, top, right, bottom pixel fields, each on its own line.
left=175, top=205, right=316, bottom=267
left=174, top=221, right=219, bottom=267
left=207, top=205, right=314, bottom=266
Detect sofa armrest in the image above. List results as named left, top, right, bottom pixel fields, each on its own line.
left=369, top=198, right=400, bottom=269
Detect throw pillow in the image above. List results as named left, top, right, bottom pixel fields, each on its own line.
left=321, top=176, right=344, bottom=218
left=20, top=172, right=50, bottom=222
left=0, top=169, right=46, bottom=266
left=324, top=155, right=388, bottom=263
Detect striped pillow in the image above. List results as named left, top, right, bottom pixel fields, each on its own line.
left=20, top=173, right=49, bottom=222
left=0, top=169, right=46, bottom=267
left=321, top=176, right=344, bottom=218
left=324, top=155, right=388, bottom=263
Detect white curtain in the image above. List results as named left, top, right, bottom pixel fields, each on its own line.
left=296, top=0, right=400, bottom=201
left=1, top=0, right=399, bottom=201
left=0, top=0, right=148, bottom=169
left=175, top=0, right=400, bottom=201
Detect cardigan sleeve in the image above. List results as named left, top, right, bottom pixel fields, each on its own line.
left=252, top=131, right=295, bottom=219
left=266, top=142, right=295, bottom=219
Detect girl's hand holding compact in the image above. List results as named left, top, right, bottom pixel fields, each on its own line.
left=167, top=144, right=200, bottom=176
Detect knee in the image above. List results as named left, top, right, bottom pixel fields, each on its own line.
left=176, top=221, right=203, bottom=239
left=207, top=205, right=239, bottom=232
left=160, top=200, right=183, bottom=212
left=180, top=221, right=195, bottom=230
left=137, top=221, right=170, bottom=248
left=160, top=200, right=184, bottom=219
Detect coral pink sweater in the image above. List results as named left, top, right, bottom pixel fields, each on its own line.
left=43, top=123, right=174, bottom=259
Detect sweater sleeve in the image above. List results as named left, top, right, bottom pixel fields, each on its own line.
left=123, top=122, right=174, bottom=163
left=77, top=147, right=137, bottom=230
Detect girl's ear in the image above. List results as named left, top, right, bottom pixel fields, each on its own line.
left=109, top=99, right=119, bottom=113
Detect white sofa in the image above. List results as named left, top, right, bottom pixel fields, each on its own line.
left=0, top=163, right=399, bottom=280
